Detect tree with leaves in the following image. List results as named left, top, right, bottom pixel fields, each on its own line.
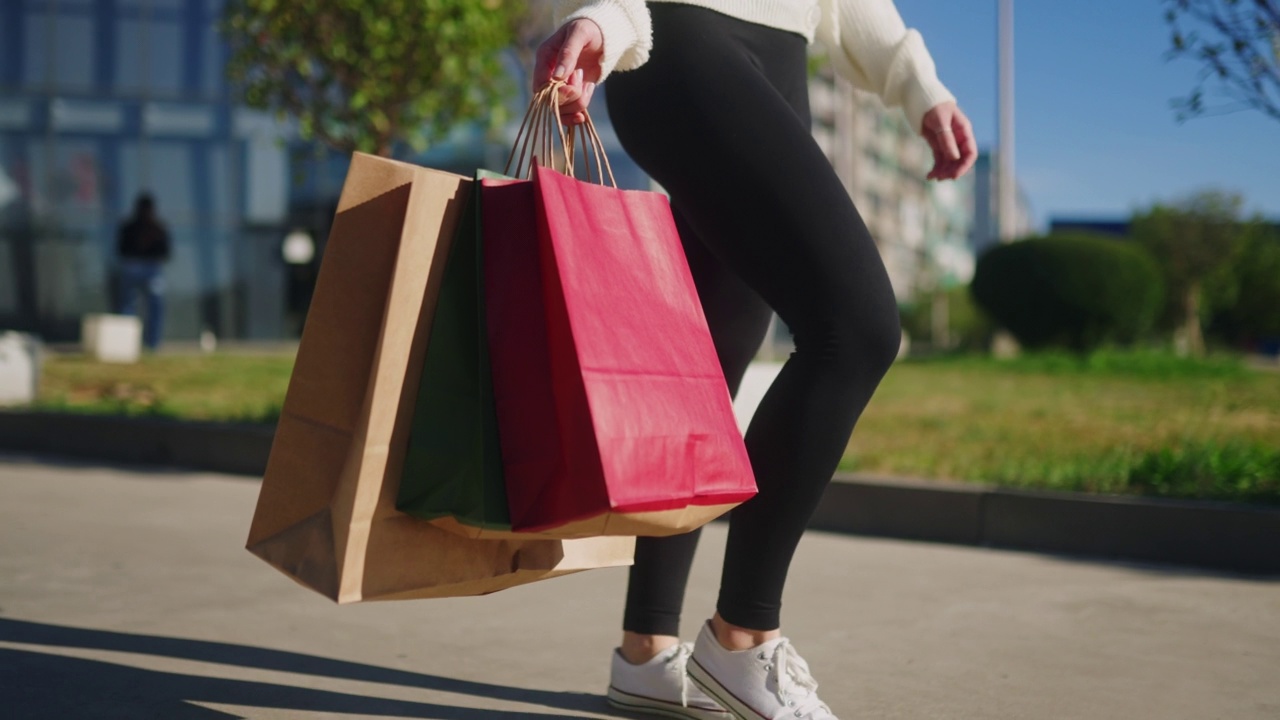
left=223, top=0, right=526, bottom=157
left=1130, top=191, right=1248, bottom=356
left=1212, top=221, right=1280, bottom=345
left=1164, top=0, right=1280, bottom=123
left=512, top=3, right=555, bottom=93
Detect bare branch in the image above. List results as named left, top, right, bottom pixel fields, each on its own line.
left=1163, top=0, right=1280, bottom=122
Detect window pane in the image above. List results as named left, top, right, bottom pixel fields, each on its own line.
left=118, top=0, right=184, bottom=10
left=144, top=103, right=214, bottom=137
left=162, top=229, right=199, bottom=340
left=22, top=0, right=94, bottom=9
left=120, top=140, right=198, bottom=339
left=53, top=139, right=105, bottom=211
left=21, top=13, right=49, bottom=88
left=116, top=141, right=142, bottom=219
left=208, top=142, right=232, bottom=224
left=244, top=136, right=287, bottom=224
left=21, top=138, right=109, bottom=321
left=51, top=99, right=125, bottom=133
left=0, top=139, right=26, bottom=315
left=201, top=23, right=225, bottom=98
left=0, top=244, right=15, bottom=314
left=22, top=12, right=94, bottom=92
left=145, top=141, right=196, bottom=224
left=0, top=100, right=34, bottom=130
left=114, top=18, right=182, bottom=95
left=149, top=20, right=182, bottom=96
left=114, top=19, right=145, bottom=93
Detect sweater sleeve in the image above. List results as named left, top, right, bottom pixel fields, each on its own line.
left=817, top=0, right=956, bottom=133
left=553, top=0, right=653, bottom=81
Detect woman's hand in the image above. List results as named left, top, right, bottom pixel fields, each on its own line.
left=921, top=102, right=977, bottom=181
left=534, top=19, right=605, bottom=125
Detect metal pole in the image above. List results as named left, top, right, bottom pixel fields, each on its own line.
left=140, top=0, right=152, bottom=192
left=833, top=73, right=857, bottom=199
left=997, top=0, right=1016, bottom=242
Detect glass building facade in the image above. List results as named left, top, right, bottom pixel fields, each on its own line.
left=0, top=1, right=647, bottom=343
left=3, top=0, right=310, bottom=342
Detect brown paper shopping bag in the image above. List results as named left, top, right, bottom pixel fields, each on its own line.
left=246, top=153, right=633, bottom=604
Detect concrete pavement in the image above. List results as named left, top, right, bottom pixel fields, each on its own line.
left=1, top=457, right=1278, bottom=719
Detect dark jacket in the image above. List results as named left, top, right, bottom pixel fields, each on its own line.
left=117, top=217, right=171, bottom=261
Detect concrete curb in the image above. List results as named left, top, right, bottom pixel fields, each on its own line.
left=814, top=475, right=1280, bottom=575
left=3, top=410, right=1278, bottom=574
left=0, top=411, right=273, bottom=477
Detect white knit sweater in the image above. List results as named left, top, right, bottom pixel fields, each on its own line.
left=555, top=0, right=956, bottom=132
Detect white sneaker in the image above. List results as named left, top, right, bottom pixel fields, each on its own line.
left=607, top=642, right=734, bottom=719
left=687, top=621, right=838, bottom=720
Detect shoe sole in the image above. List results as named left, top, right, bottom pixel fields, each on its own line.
left=606, top=684, right=734, bottom=720
left=686, top=657, right=770, bottom=720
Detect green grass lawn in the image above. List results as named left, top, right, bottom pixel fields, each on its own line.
left=846, top=351, right=1280, bottom=503
left=34, top=353, right=294, bottom=424
left=26, top=350, right=1280, bottom=504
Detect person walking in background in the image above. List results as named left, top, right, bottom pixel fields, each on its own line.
left=116, top=193, right=170, bottom=351
left=536, top=1, right=977, bottom=718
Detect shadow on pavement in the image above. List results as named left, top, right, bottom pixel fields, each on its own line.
left=0, top=619, right=609, bottom=719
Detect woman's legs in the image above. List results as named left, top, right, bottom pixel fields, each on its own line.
left=621, top=209, right=774, bottom=660
left=607, top=4, right=901, bottom=641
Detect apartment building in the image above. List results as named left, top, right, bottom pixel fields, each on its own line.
left=810, top=68, right=977, bottom=303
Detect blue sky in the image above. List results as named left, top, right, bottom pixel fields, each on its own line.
left=894, top=0, right=1279, bottom=228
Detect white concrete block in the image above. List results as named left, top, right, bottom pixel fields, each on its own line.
left=82, top=314, right=142, bottom=364
left=0, top=332, right=40, bottom=406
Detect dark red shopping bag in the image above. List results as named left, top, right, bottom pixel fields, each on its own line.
left=481, top=164, right=757, bottom=538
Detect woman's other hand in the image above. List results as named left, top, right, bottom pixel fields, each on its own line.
left=921, top=102, right=977, bottom=181
left=534, top=19, right=605, bottom=125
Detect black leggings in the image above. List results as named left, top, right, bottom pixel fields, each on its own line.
left=606, top=5, right=901, bottom=634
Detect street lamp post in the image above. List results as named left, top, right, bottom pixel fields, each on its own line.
left=997, top=0, right=1017, bottom=242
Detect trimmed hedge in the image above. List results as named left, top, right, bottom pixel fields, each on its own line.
left=971, top=234, right=1164, bottom=352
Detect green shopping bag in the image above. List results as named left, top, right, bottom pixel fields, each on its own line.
left=396, top=170, right=512, bottom=532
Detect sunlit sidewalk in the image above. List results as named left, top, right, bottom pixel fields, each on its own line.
left=1, top=457, right=1277, bottom=720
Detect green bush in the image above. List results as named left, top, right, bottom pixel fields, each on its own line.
left=971, top=233, right=1165, bottom=352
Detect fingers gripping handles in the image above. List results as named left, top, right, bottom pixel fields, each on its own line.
left=505, top=80, right=617, bottom=188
